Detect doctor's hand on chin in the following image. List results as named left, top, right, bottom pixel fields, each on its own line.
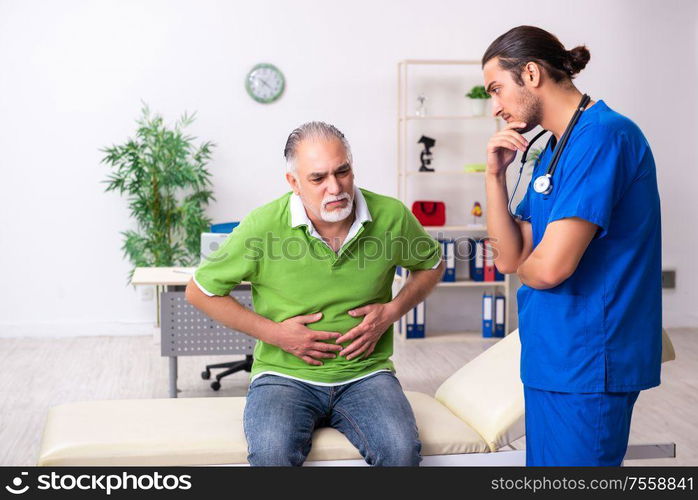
left=335, top=303, right=399, bottom=361
left=486, top=121, right=529, bottom=177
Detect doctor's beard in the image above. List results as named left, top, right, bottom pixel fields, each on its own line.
left=514, top=87, right=543, bottom=134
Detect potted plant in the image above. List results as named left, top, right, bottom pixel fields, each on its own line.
left=465, top=85, right=491, bottom=116
left=101, top=105, right=216, bottom=282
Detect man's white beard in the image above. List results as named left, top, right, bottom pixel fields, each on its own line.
left=320, top=192, right=354, bottom=222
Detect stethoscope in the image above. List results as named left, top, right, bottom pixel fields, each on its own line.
left=507, top=93, right=591, bottom=219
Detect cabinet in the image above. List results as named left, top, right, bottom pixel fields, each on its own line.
left=396, top=59, right=512, bottom=338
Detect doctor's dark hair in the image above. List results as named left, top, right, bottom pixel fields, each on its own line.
left=482, top=26, right=590, bottom=85
left=283, top=121, right=353, bottom=174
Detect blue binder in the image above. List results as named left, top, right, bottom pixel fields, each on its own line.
left=396, top=267, right=425, bottom=338
left=406, top=301, right=426, bottom=338
left=416, top=301, right=425, bottom=337
left=494, top=265, right=505, bottom=282
left=468, top=238, right=485, bottom=281
left=494, top=295, right=506, bottom=337
left=439, top=239, right=456, bottom=282
left=482, top=293, right=493, bottom=338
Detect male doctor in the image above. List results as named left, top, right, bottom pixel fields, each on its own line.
left=482, top=26, right=662, bottom=466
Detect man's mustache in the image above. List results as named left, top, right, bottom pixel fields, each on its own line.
left=322, top=193, right=351, bottom=208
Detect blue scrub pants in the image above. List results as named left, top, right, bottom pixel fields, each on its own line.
left=524, top=386, right=640, bottom=466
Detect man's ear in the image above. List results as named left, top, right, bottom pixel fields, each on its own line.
left=523, top=61, right=542, bottom=88
left=285, top=171, right=300, bottom=195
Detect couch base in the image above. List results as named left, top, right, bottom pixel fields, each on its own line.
left=306, top=449, right=527, bottom=466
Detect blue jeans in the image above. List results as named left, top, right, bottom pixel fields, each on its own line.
left=243, top=372, right=421, bottom=466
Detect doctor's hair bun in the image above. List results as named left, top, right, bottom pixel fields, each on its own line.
left=565, top=45, right=591, bottom=76
left=483, top=26, right=591, bottom=84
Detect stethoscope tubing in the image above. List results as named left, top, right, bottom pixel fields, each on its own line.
left=506, top=94, right=591, bottom=218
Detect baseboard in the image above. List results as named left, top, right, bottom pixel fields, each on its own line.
left=0, top=321, right=155, bottom=338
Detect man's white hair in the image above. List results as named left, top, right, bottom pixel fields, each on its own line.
left=283, top=121, right=353, bottom=174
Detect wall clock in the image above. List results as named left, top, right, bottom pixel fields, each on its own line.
left=245, top=63, right=285, bottom=104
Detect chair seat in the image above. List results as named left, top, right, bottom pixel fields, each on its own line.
left=38, top=391, right=489, bottom=466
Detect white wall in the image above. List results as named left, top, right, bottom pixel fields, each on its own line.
left=0, top=0, right=696, bottom=337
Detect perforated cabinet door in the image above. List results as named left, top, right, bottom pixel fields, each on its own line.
left=160, top=290, right=257, bottom=357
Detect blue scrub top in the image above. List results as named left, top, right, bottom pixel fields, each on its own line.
left=515, top=100, right=662, bottom=393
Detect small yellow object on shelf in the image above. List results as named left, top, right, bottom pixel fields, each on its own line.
left=464, top=163, right=486, bottom=173
left=471, top=202, right=483, bottom=218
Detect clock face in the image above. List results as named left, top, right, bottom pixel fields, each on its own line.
left=245, top=63, right=285, bottom=104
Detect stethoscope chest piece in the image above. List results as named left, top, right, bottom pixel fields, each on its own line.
left=506, top=93, right=590, bottom=217
left=533, top=174, right=553, bottom=195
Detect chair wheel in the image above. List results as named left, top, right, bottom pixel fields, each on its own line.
left=201, top=370, right=211, bottom=380
left=211, top=381, right=221, bottom=391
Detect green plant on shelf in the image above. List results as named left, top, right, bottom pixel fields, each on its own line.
left=466, top=85, right=491, bottom=99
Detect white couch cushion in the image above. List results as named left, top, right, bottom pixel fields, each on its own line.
left=433, top=328, right=675, bottom=452
left=38, top=391, right=488, bottom=466
left=435, top=330, right=525, bottom=452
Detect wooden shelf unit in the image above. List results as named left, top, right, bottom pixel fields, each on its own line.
left=396, top=59, right=511, bottom=339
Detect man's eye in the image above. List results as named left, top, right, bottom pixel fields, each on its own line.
left=337, top=170, right=349, bottom=177
left=311, top=177, right=323, bottom=183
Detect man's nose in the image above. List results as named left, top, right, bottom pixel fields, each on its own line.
left=326, top=175, right=341, bottom=195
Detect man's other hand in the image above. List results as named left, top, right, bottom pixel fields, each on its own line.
left=337, top=303, right=397, bottom=360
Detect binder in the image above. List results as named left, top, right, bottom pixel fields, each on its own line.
left=482, top=293, right=493, bottom=338
left=406, top=301, right=426, bottom=339
left=415, top=301, right=425, bottom=338
left=483, top=238, right=496, bottom=282
left=405, top=305, right=415, bottom=337
left=468, top=238, right=484, bottom=281
left=494, top=295, right=506, bottom=337
left=494, top=264, right=505, bottom=282
left=446, top=240, right=455, bottom=282
left=440, top=239, right=456, bottom=282
left=395, top=266, right=407, bottom=337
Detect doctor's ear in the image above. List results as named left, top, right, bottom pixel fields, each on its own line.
left=523, top=62, right=541, bottom=86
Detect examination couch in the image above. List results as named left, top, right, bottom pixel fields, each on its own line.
left=37, top=329, right=676, bottom=466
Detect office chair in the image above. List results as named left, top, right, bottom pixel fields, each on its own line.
left=201, top=355, right=254, bottom=391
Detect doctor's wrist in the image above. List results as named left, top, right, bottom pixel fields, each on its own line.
left=486, top=170, right=507, bottom=183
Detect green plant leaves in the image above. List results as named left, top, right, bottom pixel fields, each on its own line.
left=102, top=106, right=217, bottom=283
left=466, top=85, right=490, bottom=99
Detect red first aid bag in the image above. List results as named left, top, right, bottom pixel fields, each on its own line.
left=411, top=201, right=446, bottom=226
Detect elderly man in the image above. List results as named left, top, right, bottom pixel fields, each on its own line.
left=186, top=122, right=444, bottom=466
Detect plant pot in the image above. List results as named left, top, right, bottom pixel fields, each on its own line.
left=468, top=98, right=487, bottom=117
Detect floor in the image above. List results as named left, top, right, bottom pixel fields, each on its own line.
left=0, top=328, right=695, bottom=466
